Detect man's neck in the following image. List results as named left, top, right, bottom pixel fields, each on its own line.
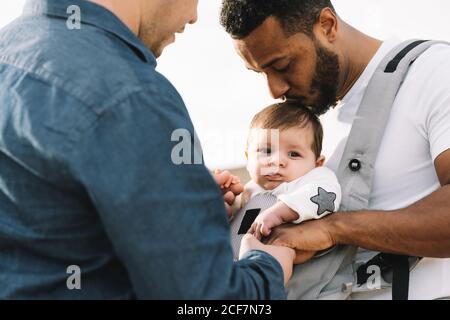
left=337, top=22, right=382, bottom=100
left=89, top=0, right=141, bottom=35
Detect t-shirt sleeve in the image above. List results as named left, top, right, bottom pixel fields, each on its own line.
left=415, top=44, right=450, bottom=161
left=428, top=93, right=450, bottom=161
left=277, top=168, right=342, bottom=224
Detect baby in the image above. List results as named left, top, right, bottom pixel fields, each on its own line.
left=229, top=102, right=342, bottom=242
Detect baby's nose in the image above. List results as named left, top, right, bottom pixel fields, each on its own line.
left=269, top=154, right=287, bottom=168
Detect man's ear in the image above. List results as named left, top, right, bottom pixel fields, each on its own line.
left=316, top=155, right=326, bottom=167
left=314, top=7, right=338, bottom=43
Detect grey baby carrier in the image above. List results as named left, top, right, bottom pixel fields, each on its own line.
left=230, top=40, right=448, bottom=300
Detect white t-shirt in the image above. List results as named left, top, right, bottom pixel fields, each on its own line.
left=321, top=38, right=450, bottom=300
left=242, top=167, right=342, bottom=223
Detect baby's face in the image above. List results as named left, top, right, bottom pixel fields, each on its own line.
left=247, top=126, right=320, bottom=190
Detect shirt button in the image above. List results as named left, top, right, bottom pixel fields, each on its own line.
left=349, top=159, right=362, bottom=172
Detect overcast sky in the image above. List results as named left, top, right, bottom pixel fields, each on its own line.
left=1, top=0, right=449, bottom=169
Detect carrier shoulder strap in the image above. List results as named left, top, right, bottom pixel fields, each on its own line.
left=337, top=39, right=442, bottom=211
left=336, top=39, right=449, bottom=300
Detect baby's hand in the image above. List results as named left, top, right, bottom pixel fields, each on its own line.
left=248, top=208, right=284, bottom=240
left=249, top=202, right=300, bottom=240
left=213, top=169, right=244, bottom=218
left=214, top=169, right=241, bottom=190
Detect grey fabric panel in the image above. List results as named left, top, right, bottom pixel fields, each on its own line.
left=286, top=245, right=355, bottom=299
left=230, top=193, right=277, bottom=261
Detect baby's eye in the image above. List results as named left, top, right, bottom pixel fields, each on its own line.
left=258, top=148, right=272, bottom=155
left=288, top=151, right=301, bottom=158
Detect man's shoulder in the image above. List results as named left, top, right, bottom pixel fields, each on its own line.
left=0, top=17, right=186, bottom=145
left=421, top=42, right=450, bottom=59
left=0, top=16, right=174, bottom=111
left=395, top=41, right=450, bottom=118
left=406, top=41, right=450, bottom=87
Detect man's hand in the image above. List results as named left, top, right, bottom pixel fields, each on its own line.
left=266, top=218, right=335, bottom=264
left=239, top=234, right=295, bottom=284
left=213, top=169, right=244, bottom=218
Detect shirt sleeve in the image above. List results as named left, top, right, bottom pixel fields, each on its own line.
left=427, top=93, right=450, bottom=162
left=278, top=167, right=342, bottom=224
left=69, top=81, right=286, bottom=299
left=415, top=44, right=450, bottom=162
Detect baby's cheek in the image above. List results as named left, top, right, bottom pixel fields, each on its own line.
left=254, top=174, right=267, bottom=187
left=289, top=162, right=314, bottom=179
left=247, top=158, right=260, bottom=176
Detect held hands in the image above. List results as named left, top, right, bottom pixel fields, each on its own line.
left=213, top=169, right=244, bottom=218
left=265, top=218, right=336, bottom=264
left=239, top=234, right=295, bottom=284
left=246, top=203, right=316, bottom=267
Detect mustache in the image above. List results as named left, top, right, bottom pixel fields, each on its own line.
left=283, top=96, right=308, bottom=104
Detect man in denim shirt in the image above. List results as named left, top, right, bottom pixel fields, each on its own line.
left=0, top=0, right=295, bottom=299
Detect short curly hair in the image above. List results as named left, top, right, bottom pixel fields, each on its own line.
left=220, top=0, right=335, bottom=39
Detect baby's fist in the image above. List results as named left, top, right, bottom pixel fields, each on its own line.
left=248, top=210, right=283, bottom=240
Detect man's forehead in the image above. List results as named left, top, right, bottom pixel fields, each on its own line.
left=233, top=17, right=289, bottom=69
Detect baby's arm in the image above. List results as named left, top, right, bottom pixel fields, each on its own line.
left=249, top=167, right=341, bottom=239
left=249, top=201, right=299, bottom=239
left=278, top=167, right=341, bottom=224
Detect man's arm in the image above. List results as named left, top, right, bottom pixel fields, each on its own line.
left=436, top=149, right=450, bottom=186
left=268, top=149, right=450, bottom=260
left=332, top=150, right=450, bottom=257
left=70, top=85, right=291, bottom=299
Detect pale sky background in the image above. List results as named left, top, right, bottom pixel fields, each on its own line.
left=1, top=0, right=450, bottom=169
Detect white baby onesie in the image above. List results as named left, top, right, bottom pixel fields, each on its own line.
left=241, top=166, right=342, bottom=223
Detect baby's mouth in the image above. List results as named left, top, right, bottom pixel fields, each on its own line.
left=264, top=173, right=283, bottom=181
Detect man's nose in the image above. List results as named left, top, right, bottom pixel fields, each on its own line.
left=189, top=4, right=199, bottom=24
left=189, top=14, right=198, bottom=25
left=267, top=74, right=290, bottom=99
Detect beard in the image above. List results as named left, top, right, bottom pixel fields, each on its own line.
left=287, top=39, right=340, bottom=116
left=308, top=40, right=340, bottom=115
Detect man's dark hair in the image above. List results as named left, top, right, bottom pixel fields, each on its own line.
left=220, top=0, right=335, bottom=39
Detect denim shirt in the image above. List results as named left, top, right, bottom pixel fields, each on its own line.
left=0, top=0, right=286, bottom=299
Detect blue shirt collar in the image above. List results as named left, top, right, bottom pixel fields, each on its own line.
left=23, top=0, right=156, bottom=65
